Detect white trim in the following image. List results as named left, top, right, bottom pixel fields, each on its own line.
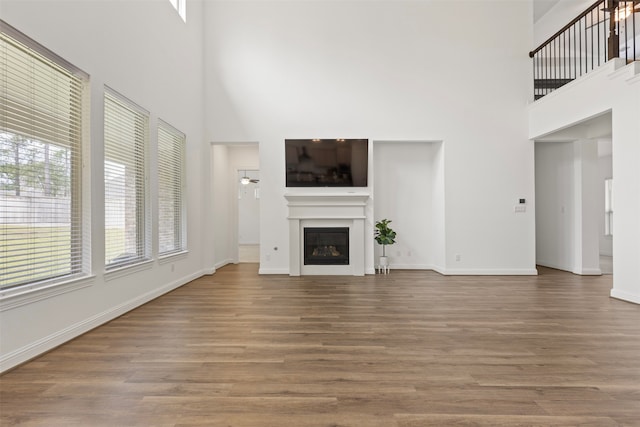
left=0, top=270, right=205, bottom=373
left=214, top=259, right=234, bottom=270
left=258, top=268, right=289, bottom=275
left=538, top=261, right=602, bottom=276
left=610, top=289, right=640, bottom=305
left=104, top=85, right=149, bottom=115
left=536, top=260, right=572, bottom=272
left=367, top=264, right=537, bottom=275
left=104, top=260, right=154, bottom=282
left=385, top=264, right=434, bottom=270
left=626, top=61, right=640, bottom=85
left=573, top=268, right=602, bottom=276
left=285, top=193, right=369, bottom=276
left=530, top=59, right=626, bottom=107
left=0, top=275, right=95, bottom=312
left=431, top=264, right=447, bottom=275
left=607, top=58, right=639, bottom=81
left=158, top=250, right=189, bottom=264
left=440, top=268, right=539, bottom=276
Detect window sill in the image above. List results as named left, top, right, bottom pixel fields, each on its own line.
left=0, top=275, right=95, bottom=312
left=158, top=250, right=189, bottom=264
left=104, top=259, right=154, bottom=282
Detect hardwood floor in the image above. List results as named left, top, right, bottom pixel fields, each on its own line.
left=1, top=265, right=639, bottom=426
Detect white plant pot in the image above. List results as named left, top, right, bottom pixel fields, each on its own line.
left=379, top=256, right=389, bottom=266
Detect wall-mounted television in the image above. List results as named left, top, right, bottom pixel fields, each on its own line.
left=285, top=139, right=368, bottom=187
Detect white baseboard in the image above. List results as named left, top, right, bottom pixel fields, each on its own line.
left=214, top=259, right=234, bottom=270
left=573, top=268, right=602, bottom=276
left=536, top=261, right=571, bottom=272
left=610, top=289, right=640, bottom=305
left=258, top=268, right=289, bottom=275
left=440, top=268, right=538, bottom=275
left=387, top=264, right=433, bottom=270
left=538, top=261, right=602, bottom=276
left=0, top=270, right=204, bottom=373
left=431, top=265, right=446, bottom=275
left=363, top=265, right=535, bottom=276
left=202, top=266, right=216, bottom=275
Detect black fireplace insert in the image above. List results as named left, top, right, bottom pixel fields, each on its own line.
left=303, top=227, right=349, bottom=265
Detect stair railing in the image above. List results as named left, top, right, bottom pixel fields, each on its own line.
left=529, top=0, right=639, bottom=100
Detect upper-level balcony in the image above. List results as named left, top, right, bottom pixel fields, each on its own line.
left=530, top=0, right=639, bottom=99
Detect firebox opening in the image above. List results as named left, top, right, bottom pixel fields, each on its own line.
left=304, top=227, right=349, bottom=265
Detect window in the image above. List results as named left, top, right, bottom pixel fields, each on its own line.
left=605, top=178, right=613, bottom=236
left=1, top=21, right=89, bottom=290
left=104, top=88, right=149, bottom=269
left=157, top=120, right=186, bottom=255
left=169, top=0, right=186, bottom=22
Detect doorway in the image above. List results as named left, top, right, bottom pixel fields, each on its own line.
left=210, top=143, right=260, bottom=269
left=238, top=169, right=260, bottom=263
left=533, top=113, right=613, bottom=276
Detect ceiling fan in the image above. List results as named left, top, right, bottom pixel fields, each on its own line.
left=240, top=171, right=259, bottom=185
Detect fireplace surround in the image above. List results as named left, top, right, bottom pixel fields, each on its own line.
left=285, top=193, right=369, bottom=276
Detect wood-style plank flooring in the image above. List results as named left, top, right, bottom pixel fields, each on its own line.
left=1, top=265, right=640, bottom=426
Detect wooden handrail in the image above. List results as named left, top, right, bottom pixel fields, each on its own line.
left=529, top=0, right=606, bottom=57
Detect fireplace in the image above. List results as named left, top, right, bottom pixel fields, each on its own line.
left=285, top=192, right=369, bottom=276
left=304, top=227, right=349, bottom=265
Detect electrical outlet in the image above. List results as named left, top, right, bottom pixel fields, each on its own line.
left=171, top=264, right=175, bottom=272
left=397, top=250, right=401, bottom=256
left=455, top=254, right=461, bottom=262
left=266, top=254, right=271, bottom=261
left=407, top=250, right=412, bottom=257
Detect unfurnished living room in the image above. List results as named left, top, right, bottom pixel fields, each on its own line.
left=1, top=0, right=639, bottom=426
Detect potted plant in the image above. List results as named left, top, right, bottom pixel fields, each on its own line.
left=374, top=219, right=396, bottom=270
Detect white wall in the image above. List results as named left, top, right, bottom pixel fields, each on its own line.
left=204, top=0, right=537, bottom=276
left=529, top=59, right=640, bottom=303
left=0, top=0, right=208, bottom=371
left=534, top=0, right=593, bottom=46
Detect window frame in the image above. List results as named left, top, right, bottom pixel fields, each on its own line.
left=157, top=119, right=187, bottom=258
left=0, top=20, right=92, bottom=305
left=103, top=87, right=151, bottom=272
left=605, top=177, right=613, bottom=237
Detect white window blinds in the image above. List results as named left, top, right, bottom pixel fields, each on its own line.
left=104, top=88, right=149, bottom=269
left=157, top=120, right=186, bottom=255
left=1, top=22, right=88, bottom=290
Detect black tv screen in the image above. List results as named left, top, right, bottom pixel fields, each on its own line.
left=285, top=139, right=368, bottom=187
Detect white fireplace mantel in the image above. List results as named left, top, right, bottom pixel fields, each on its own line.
left=285, top=192, right=369, bottom=276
